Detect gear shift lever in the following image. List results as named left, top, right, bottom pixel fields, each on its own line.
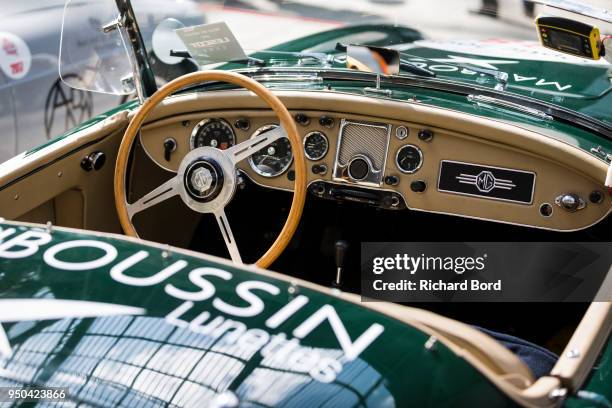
left=334, top=240, right=349, bottom=288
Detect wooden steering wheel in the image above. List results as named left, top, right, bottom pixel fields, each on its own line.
left=114, top=70, right=307, bottom=269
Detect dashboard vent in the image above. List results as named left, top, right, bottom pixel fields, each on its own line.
left=336, top=120, right=390, bottom=171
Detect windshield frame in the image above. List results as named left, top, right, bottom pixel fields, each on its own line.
left=175, top=65, right=612, bottom=141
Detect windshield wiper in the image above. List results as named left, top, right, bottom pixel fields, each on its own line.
left=398, top=51, right=508, bottom=90
left=467, top=94, right=552, bottom=120
left=170, top=49, right=332, bottom=68
left=334, top=42, right=436, bottom=78
left=170, top=50, right=266, bottom=66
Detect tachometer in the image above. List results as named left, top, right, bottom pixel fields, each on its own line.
left=248, top=124, right=293, bottom=178
left=303, top=131, right=328, bottom=161
left=190, top=118, right=236, bottom=150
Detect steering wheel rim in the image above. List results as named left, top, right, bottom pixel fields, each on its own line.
left=114, top=70, right=307, bottom=269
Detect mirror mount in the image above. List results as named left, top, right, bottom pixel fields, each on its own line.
left=102, top=14, right=126, bottom=34
left=113, top=0, right=157, bottom=102
left=364, top=74, right=393, bottom=97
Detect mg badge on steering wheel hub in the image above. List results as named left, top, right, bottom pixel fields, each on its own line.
left=184, top=158, right=224, bottom=202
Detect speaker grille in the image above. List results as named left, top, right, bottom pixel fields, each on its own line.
left=337, top=121, right=389, bottom=171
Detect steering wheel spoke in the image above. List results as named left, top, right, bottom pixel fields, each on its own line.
left=227, top=125, right=287, bottom=165
left=214, top=209, right=243, bottom=264
left=127, top=177, right=179, bottom=219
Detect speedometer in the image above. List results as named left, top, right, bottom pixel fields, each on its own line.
left=248, top=124, right=293, bottom=178
left=190, top=118, right=235, bottom=150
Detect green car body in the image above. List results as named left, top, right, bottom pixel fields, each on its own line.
left=3, top=22, right=610, bottom=407
left=35, top=24, right=612, bottom=163
left=0, top=221, right=526, bottom=407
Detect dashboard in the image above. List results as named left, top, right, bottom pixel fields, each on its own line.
left=138, top=91, right=611, bottom=232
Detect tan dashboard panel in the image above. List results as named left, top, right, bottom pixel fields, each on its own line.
left=138, top=93, right=611, bottom=232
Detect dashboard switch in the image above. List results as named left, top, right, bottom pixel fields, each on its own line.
left=555, top=193, right=586, bottom=212
left=410, top=180, right=427, bottom=193
left=382, top=195, right=401, bottom=208
left=319, top=115, right=335, bottom=128
left=163, top=138, right=177, bottom=162
left=234, top=118, right=250, bottom=131
left=539, top=203, right=553, bottom=217
left=589, top=190, right=604, bottom=204
left=312, top=164, right=328, bottom=175
left=384, top=175, right=399, bottom=186
left=295, top=113, right=310, bottom=126
left=418, top=129, right=434, bottom=142
left=81, top=151, right=106, bottom=171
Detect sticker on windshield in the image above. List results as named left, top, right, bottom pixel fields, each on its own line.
left=175, top=22, right=247, bottom=66
left=0, top=32, right=31, bottom=80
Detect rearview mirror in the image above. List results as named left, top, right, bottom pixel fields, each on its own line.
left=346, top=45, right=400, bottom=75
left=152, top=18, right=187, bottom=65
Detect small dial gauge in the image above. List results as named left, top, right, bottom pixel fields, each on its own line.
left=190, top=118, right=236, bottom=150
left=248, top=125, right=293, bottom=178
left=303, top=131, right=328, bottom=161
left=396, top=145, right=423, bottom=174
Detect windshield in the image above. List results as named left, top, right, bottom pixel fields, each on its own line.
left=60, top=0, right=612, bottom=122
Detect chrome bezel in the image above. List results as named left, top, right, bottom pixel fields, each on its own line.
left=248, top=124, right=294, bottom=178
left=303, top=131, right=329, bottom=161
left=332, top=119, right=391, bottom=187
left=395, top=126, right=409, bottom=140
left=395, top=144, right=423, bottom=174
left=189, top=118, right=236, bottom=150
left=539, top=203, right=554, bottom=218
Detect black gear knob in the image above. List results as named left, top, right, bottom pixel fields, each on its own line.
left=335, top=240, right=349, bottom=269
left=334, top=240, right=349, bottom=288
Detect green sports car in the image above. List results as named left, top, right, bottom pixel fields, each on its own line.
left=0, top=0, right=610, bottom=406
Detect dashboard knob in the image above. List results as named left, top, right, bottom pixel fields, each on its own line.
left=418, top=129, right=434, bottom=142
left=234, top=118, right=250, bottom=131
left=348, top=157, right=369, bottom=180
left=382, top=195, right=401, bottom=208
left=410, top=180, right=427, bottom=193
left=384, top=175, right=399, bottom=186
left=163, top=138, right=177, bottom=162
left=555, top=193, right=586, bottom=212
left=295, top=113, right=310, bottom=126
left=319, top=116, right=335, bottom=128
left=81, top=151, right=106, bottom=171
left=589, top=190, right=604, bottom=204
left=312, top=164, right=327, bottom=175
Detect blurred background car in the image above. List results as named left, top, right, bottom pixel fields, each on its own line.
left=0, top=0, right=203, bottom=162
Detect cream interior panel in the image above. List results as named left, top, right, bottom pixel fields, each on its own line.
left=0, top=129, right=124, bottom=233
left=140, top=102, right=611, bottom=232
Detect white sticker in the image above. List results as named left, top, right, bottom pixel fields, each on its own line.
left=175, top=22, right=247, bottom=66
left=0, top=32, right=31, bottom=80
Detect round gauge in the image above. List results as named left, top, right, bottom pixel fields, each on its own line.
left=303, top=131, right=328, bottom=161
left=248, top=125, right=293, bottom=178
left=190, top=118, right=236, bottom=150
left=396, top=145, right=423, bottom=174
